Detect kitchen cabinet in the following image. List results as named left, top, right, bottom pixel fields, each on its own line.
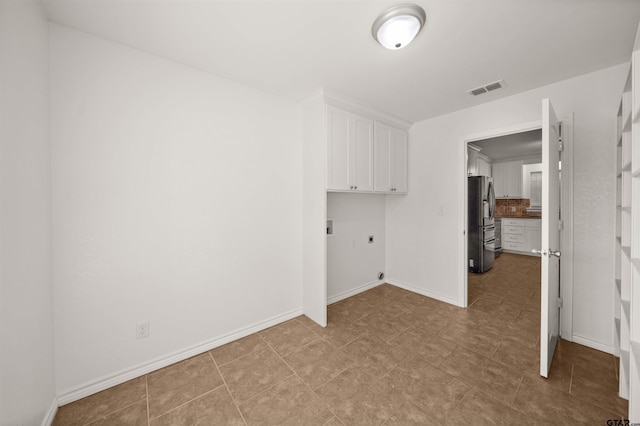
left=327, top=106, right=374, bottom=192
left=467, top=145, right=479, bottom=176
left=374, top=122, right=408, bottom=193
left=493, top=160, right=523, bottom=197
left=525, top=220, right=542, bottom=253
left=477, top=156, right=492, bottom=177
left=467, top=145, right=491, bottom=177
left=501, top=218, right=541, bottom=254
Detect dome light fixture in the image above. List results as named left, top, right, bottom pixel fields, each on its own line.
left=371, top=3, right=426, bottom=50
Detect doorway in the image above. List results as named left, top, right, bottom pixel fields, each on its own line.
left=466, top=128, right=543, bottom=312
left=460, top=117, right=574, bottom=342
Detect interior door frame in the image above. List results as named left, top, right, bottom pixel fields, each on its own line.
left=459, top=114, right=574, bottom=341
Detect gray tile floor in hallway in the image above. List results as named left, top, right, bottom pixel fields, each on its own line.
left=53, top=252, right=628, bottom=425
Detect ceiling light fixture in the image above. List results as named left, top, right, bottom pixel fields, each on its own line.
left=371, top=3, right=426, bottom=50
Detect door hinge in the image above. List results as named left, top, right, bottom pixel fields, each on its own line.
left=558, top=139, right=564, bottom=152
left=557, top=298, right=563, bottom=309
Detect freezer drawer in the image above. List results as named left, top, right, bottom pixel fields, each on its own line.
left=483, top=226, right=496, bottom=241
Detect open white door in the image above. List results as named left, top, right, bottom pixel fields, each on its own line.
left=540, top=98, right=561, bottom=378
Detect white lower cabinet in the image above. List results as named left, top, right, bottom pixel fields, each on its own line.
left=525, top=222, right=542, bottom=253
left=501, top=218, right=541, bottom=255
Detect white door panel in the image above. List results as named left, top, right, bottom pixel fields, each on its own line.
left=540, top=98, right=561, bottom=378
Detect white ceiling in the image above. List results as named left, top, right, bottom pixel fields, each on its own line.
left=471, top=129, right=542, bottom=162
left=42, top=0, right=640, bottom=123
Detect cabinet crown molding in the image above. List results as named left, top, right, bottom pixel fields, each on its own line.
left=303, top=87, right=412, bottom=131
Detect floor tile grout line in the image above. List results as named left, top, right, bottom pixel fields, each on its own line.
left=214, top=339, right=270, bottom=369
left=260, top=333, right=341, bottom=422
left=569, top=362, right=574, bottom=394
left=146, top=375, right=150, bottom=426
left=236, top=336, right=298, bottom=404
left=334, top=330, right=368, bottom=351
left=80, top=399, right=147, bottom=426
left=310, top=359, right=356, bottom=392
left=511, top=375, right=524, bottom=406
left=149, top=385, right=227, bottom=422
left=207, top=351, right=248, bottom=426
left=278, top=333, right=326, bottom=358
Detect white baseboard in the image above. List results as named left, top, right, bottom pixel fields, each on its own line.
left=57, top=308, right=303, bottom=406
left=41, top=396, right=58, bottom=426
left=572, top=334, right=614, bottom=355
left=502, top=249, right=540, bottom=257
left=386, top=279, right=459, bottom=306
left=327, top=280, right=384, bottom=305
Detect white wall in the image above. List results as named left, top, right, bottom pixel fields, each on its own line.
left=386, top=63, right=628, bottom=350
left=302, top=95, right=328, bottom=326
left=327, top=193, right=385, bottom=302
left=0, top=1, right=57, bottom=424
left=50, top=25, right=303, bottom=398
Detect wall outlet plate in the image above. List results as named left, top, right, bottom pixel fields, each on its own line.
left=136, top=320, right=150, bottom=339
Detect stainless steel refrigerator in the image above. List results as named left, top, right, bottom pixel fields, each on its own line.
left=468, top=176, right=496, bottom=273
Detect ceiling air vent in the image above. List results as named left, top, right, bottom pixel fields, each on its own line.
left=468, top=80, right=506, bottom=96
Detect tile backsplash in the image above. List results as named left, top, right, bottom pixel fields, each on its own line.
left=495, top=198, right=541, bottom=218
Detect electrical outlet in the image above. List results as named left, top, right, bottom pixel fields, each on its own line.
left=136, top=320, right=150, bottom=339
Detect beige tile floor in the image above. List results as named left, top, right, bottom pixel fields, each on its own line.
left=54, top=253, right=628, bottom=425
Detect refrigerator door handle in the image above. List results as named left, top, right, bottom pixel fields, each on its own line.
left=484, top=238, right=496, bottom=252
left=487, top=180, right=495, bottom=219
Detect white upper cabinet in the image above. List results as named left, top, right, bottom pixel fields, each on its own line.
left=373, top=122, right=408, bottom=193
left=467, top=146, right=479, bottom=176
left=477, top=156, right=492, bottom=177
left=321, top=90, right=410, bottom=195
left=327, top=106, right=373, bottom=192
left=492, top=160, right=523, bottom=197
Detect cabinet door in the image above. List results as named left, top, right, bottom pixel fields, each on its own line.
left=327, top=107, right=350, bottom=190
left=374, top=122, right=408, bottom=193
left=352, top=114, right=374, bottom=191
left=525, top=221, right=542, bottom=253
left=467, top=148, right=478, bottom=176
left=492, top=163, right=507, bottom=197
left=374, top=122, right=393, bottom=192
left=327, top=107, right=373, bottom=191
left=493, top=161, right=522, bottom=197
left=507, top=161, right=524, bottom=197
left=392, top=128, right=408, bottom=193
left=477, top=157, right=491, bottom=177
